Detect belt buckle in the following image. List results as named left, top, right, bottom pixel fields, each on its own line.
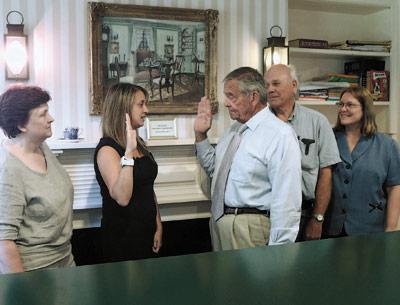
left=234, top=208, right=238, bottom=215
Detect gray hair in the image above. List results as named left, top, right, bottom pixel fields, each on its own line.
left=287, top=64, right=299, bottom=84
left=286, top=64, right=299, bottom=99
left=223, top=67, right=268, bottom=104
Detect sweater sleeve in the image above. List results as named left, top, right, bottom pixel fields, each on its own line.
left=0, top=166, right=25, bottom=240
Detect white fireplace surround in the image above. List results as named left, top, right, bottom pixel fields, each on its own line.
left=48, top=138, right=216, bottom=229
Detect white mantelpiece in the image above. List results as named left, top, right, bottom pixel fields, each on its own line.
left=47, top=139, right=214, bottom=229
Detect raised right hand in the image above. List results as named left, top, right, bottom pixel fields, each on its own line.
left=125, top=113, right=137, bottom=157
left=194, top=96, right=212, bottom=137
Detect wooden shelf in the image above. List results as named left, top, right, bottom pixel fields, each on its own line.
left=290, top=47, right=390, bottom=59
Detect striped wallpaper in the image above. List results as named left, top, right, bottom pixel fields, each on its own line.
left=0, top=0, right=288, bottom=142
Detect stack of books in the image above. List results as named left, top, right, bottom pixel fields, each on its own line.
left=321, top=73, right=360, bottom=84
left=299, top=89, right=329, bottom=102
left=329, top=40, right=391, bottom=52
left=345, top=59, right=385, bottom=88
left=299, top=81, right=352, bottom=103
left=327, top=88, right=346, bottom=101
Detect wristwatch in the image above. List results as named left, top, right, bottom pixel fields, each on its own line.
left=120, top=156, right=135, bottom=167
left=312, top=213, right=324, bottom=222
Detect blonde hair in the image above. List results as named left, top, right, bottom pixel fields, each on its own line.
left=334, top=87, right=377, bottom=137
left=101, top=83, right=150, bottom=154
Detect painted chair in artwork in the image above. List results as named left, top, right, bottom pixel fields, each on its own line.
left=192, top=55, right=205, bottom=86
left=172, top=55, right=184, bottom=84
left=149, top=55, right=186, bottom=102
left=149, top=62, right=175, bottom=102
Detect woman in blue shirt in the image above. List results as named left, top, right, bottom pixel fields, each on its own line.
left=325, top=87, right=400, bottom=237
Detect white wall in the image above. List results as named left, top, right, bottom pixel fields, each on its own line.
left=0, top=0, right=288, bottom=141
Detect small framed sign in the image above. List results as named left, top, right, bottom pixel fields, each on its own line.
left=146, top=117, right=178, bottom=140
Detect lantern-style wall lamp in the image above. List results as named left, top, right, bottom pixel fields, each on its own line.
left=4, top=10, right=29, bottom=80
left=263, top=25, right=289, bottom=74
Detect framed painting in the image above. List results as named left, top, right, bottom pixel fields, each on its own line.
left=88, top=2, right=219, bottom=115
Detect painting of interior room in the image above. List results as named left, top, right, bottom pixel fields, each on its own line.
left=103, top=17, right=206, bottom=107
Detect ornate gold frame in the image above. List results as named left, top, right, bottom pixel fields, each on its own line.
left=88, top=2, right=219, bottom=115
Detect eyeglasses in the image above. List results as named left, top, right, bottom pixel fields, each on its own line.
left=335, top=102, right=361, bottom=110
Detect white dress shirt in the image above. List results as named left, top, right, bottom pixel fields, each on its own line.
left=196, top=107, right=302, bottom=245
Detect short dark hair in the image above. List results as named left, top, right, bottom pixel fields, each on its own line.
left=0, top=85, right=51, bottom=138
left=223, top=67, right=268, bottom=104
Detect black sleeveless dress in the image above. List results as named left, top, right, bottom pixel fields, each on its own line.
left=94, top=137, right=158, bottom=262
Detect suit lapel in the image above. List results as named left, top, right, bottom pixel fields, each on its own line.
left=336, top=132, right=352, bottom=165
left=336, top=131, right=373, bottom=164
left=351, top=135, right=372, bottom=162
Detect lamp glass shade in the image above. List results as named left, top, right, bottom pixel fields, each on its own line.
left=4, top=35, right=29, bottom=80
left=263, top=46, right=289, bottom=74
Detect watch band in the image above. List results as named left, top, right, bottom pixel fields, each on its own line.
left=120, top=156, right=135, bottom=167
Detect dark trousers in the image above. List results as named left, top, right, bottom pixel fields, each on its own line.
left=295, top=214, right=309, bottom=242
left=323, top=226, right=348, bottom=239
left=296, top=199, right=315, bottom=242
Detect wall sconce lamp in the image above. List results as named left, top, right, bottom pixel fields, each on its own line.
left=4, top=10, right=29, bottom=80
left=263, top=25, right=289, bottom=74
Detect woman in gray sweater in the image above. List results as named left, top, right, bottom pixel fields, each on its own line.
left=0, top=85, right=75, bottom=273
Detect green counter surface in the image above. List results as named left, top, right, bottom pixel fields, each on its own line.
left=1, top=231, right=400, bottom=305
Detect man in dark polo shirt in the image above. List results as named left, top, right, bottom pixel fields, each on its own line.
left=265, top=64, right=341, bottom=241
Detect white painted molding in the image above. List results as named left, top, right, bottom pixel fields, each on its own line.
left=52, top=145, right=212, bottom=228
left=47, top=137, right=219, bottom=150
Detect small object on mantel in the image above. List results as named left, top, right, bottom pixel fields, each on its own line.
left=63, top=127, right=81, bottom=140
left=57, top=138, right=84, bottom=143
left=289, top=38, right=329, bottom=49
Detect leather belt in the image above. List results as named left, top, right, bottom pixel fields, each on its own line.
left=224, top=206, right=270, bottom=217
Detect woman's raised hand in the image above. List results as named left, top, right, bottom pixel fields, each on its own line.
left=125, top=113, right=137, bottom=157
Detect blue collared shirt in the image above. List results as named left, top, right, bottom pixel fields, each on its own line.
left=196, top=107, right=302, bottom=245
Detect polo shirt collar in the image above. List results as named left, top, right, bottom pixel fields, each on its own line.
left=287, top=102, right=299, bottom=122
left=268, top=102, right=297, bottom=122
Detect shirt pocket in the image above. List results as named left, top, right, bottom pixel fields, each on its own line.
left=299, top=138, right=318, bottom=170
left=229, top=154, right=258, bottom=183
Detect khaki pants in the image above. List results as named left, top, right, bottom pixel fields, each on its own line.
left=210, top=214, right=271, bottom=251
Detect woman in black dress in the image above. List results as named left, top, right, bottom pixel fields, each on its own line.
left=94, top=83, right=162, bottom=262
